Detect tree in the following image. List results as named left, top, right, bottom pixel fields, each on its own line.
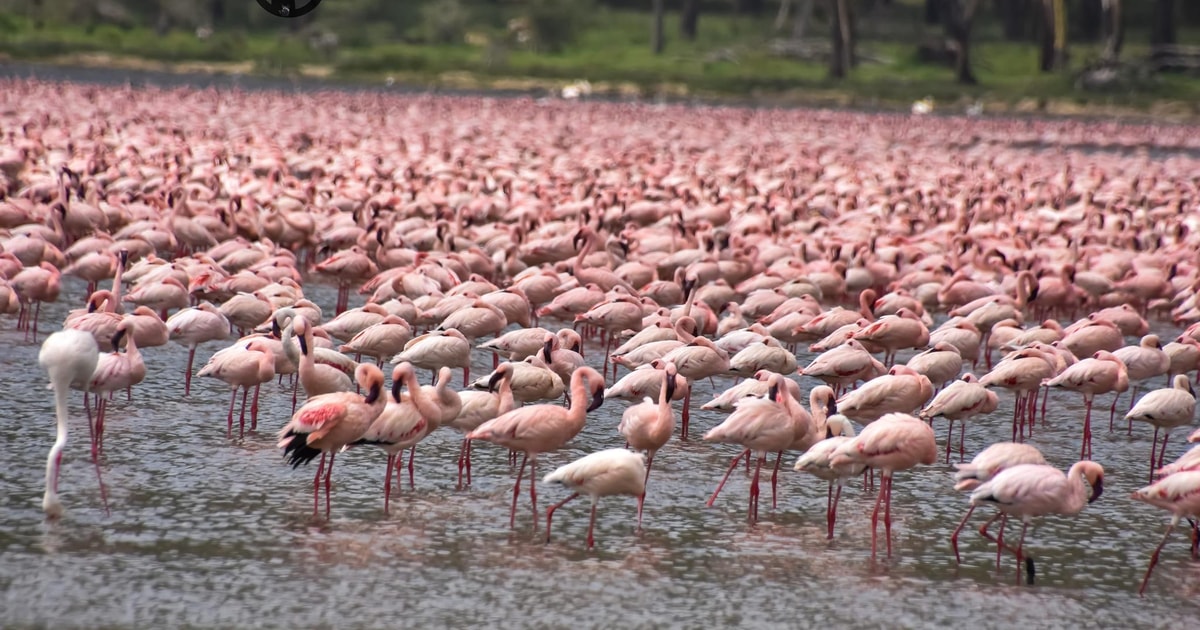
left=651, top=0, right=664, bottom=54
left=1037, top=0, right=1066, bottom=72
left=999, top=0, right=1028, bottom=41
left=1151, top=0, right=1176, bottom=47
left=1100, top=0, right=1122, bottom=61
left=681, top=0, right=700, bottom=40
left=829, top=0, right=855, bottom=79
left=940, top=0, right=981, bottom=84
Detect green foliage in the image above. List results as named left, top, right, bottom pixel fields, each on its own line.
left=419, top=0, right=472, bottom=45
left=521, top=0, right=594, bottom=53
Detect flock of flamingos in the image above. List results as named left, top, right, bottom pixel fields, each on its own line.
left=4, top=79, right=1200, bottom=597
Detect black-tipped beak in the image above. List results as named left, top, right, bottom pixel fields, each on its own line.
left=573, top=230, right=585, bottom=250
left=682, top=277, right=696, bottom=297
left=87, top=299, right=99, bottom=313
left=298, top=333, right=309, bottom=356
left=119, top=249, right=129, bottom=268
left=365, top=382, right=382, bottom=405
left=271, top=319, right=282, bottom=338
left=571, top=340, right=581, bottom=353
left=111, top=328, right=126, bottom=351
left=391, top=378, right=403, bottom=403
left=619, top=239, right=630, bottom=257
left=768, top=383, right=779, bottom=401
left=665, top=374, right=677, bottom=400
left=1089, top=476, right=1104, bottom=504
left=487, top=369, right=504, bottom=392
left=826, top=397, right=838, bottom=418
left=543, top=339, right=554, bottom=359
left=587, top=387, right=605, bottom=412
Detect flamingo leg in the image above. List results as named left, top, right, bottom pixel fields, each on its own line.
left=544, top=492, right=579, bottom=543
left=250, top=383, right=261, bottom=430
left=323, top=451, right=336, bottom=518
left=993, top=514, right=1008, bottom=570
left=510, top=453, right=527, bottom=529
left=587, top=500, right=599, bottom=549
left=828, top=483, right=843, bottom=540
left=456, top=439, right=468, bottom=489
left=950, top=505, right=977, bottom=564
left=706, top=449, right=749, bottom=508
left=869, top=470, right=886, bottom=557
left=184, top=346, right=196, bottom=396
left=1108, top=391, right=1121, bottom=432
left=748, top=453, right=764, bottom=524
left=883, top=473, right=894, bottom=557
left=1149, top=426, right=1161, bottom=483
left=681, top=385, right=691, bottom=440
left=384, top=453, right=395, bottom=515
left=466, top=440, right=473, bottom=486
left=312, top=452, right=327, bottom=515
left=637, top=450, right=656, bottom=528
left=1139, top=521, right=1177, bottom=596
left=529, top=456, right=539, bottom=530
left=958, top=421, right=966, bottom=461
left=1013, top=520, right=1031, bottom=585
left=226, top=387, right=237, bottom=437
left=407, top=445, right=417, bottom=489
left=1081, top=397, right=1093, bottom=460
left=238, top=386, right=249, bottom=438
left=1158, top=432, right=1171, bottom=471
left=770, top=451, right=783, bottom=510
left=945, top=420, right=954, bottom=464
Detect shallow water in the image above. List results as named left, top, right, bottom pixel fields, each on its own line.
left=2, top=276, right=1199, bottom=629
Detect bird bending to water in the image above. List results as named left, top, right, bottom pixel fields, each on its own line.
left=947, top=442, right=1047, bottom=563
left=1131, top=470, right=1200, bottom=595
left=39, top=329, right=103, bottom=518
left=543, top=448, right=647, bottom=548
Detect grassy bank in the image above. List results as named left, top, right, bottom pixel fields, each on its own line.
left=1, top=6, right=1199, bottom=119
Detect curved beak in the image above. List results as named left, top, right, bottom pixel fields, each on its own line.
left=768, top=383, right=779, bottom=402
left=271, top=319, right=282, bottom=338
left=297, top=332, right=308, bottom=356
left=391, top=378, right=404, bottom=403
left=543, top=338, right=554, bottom=360
left=826, top=397, right=838, bottom=418
left=665, top=374, right=677, bottom=400
left=587, top=385, right=605, bottom=412
left=364, top=382, right=382, bottom=405
left=111, top=328, right=126, bottom=351
left=487, top=369, right=504, bottom=393
left=1089, top=475, right=1104, bottom=504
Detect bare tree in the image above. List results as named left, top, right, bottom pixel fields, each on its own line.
left=1100, top=0, right=1122, bottom=61
left=1151, top=0, right=1175, bottom=47
left=681, top=0, right=699, bottom=40
left=652, top=0, right=665, bottom=54
left=829, top=0, right=855, bottom=78
left=1038, top=0, right=1067, bottom=71
left=940, top=0, right=981, bottom=84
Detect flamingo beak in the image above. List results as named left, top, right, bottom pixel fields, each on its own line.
left=111, top=328, right=126, bottom=351
left=391, top=378, right=403, bottom=403
left=1089, top=475, right=1104, bottom=504
left=665, top=374, right=676, bottom=400
left=587, top=386, right=605, bottom=412
left=826, top=397, right=838, bottom=418
left=365, top=382, right=382, bottom=405
left=486, top=369, right=504, bottom=392
left=297, top=332, right=308, bottom=356
left=543, top=339, right=554, bottom=359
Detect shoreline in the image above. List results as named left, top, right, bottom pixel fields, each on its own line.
left=2, top=52, right=1199, bottom=125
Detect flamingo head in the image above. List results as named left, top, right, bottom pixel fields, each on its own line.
left=1079, top=461, right=1105, bottom=504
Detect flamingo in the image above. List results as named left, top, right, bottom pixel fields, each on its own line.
left=836, top=365, right=933, bottom=424
left=792, top=414, right=863, bottom=539
left=338, top=315, right=412, bottom=366
left=967, top=461, right=1105, bottom=584
left=947, top=442, right=1047, bottom=563
left=1126, top=374, right=1197, bottom=481
left=919, top=373, right=1000, bottom=462
left=392, top=328, right=473, bottom=386
left=1114, top=334, right=1171, bottom=433
left=293, top=315, right=354, bottom=399
left=81, top=318, right=147, bottom=457
left=466, top=366, right=607, bottom=529
left=662, top=336, right=731, bottom=438
left=165, top=302, right=230, bottom=395
left=1045, top=350, right=1129, bottom=459
left=801, top=338, right=887, bottom=396
left=617, top=360, right=677, bottom=525
left=543, top=448, right=647, bottom=548
left=1132, top=470, right=1200, bottom=595
left=38, top=329, right=104, bottom=518
left=197, top=339, right=277, bottom=437
left=980, top=347, right=1058, bottom=441
left=277, top=364, right=387, bottom=517
left=702, top=374, right=794, bottom=523
left=449, top=362, right=516, bottom=487
left=829, top=412, right=937, bottom=557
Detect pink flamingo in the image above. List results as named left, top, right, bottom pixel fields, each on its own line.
left=1046, top=350, right=1129, bottom=459
left=801, top=338, right=887, bottom=396
left=1114, top=334, right=1171, bottom=432
left=165, top=302, right=230, bottom=396
left=919, top=373, right=1000, bottom=462
left=277, top=364, right=387, bottom=517
left=980, top=348, right=1058, bottom=441
left=393, top=328, right=472, bottom=387
left=543, top=448, right=646, bottom=548
left=1126, top=374, right=1196, bottom=482
left=662, top=336, right=731, bottom=439
left=830, top=412, right=937, bottom=557
left=1133, top=470, right=1200, bottom=595
left=293, top=315, right=354, bottom=399
left=947, top=442, right=1047, bottom=563
left=968, top=461, right=1104, bottom=584
left=702, top=374, right=794, bottom=524
left=793, top=414, right=863, bottom=539
left=617, top=360, right=677, bottom=525
left=852, top=308, right=930, bottom=365
left=197, top=340, right=277, bottom=437
left=81, top=319, right=147, bottom=458
left=835, top=365, right=933, bottom=425
left=449, top=363, right=516, bottom=487
left=466, top=366, right=607, bottom=529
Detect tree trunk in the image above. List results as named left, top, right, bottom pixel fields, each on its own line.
left=1037, top=0, right=1067, bottom=71
left=998, top=0, right=1027, bottom=40
left=924, top=0, right=939, bottom=24
left=829, top=0, right=854, bottom=78
left=652, top=0, right=665, bottom=54
left=681, top=0, right=700, bottom=40
left=793, top=0, right=816, bottom=39
left=1100, top=0, right=1122, bottom=61
left=1079, top=0, right=1102, bottom=40
left=941, top=0, right=980, bottom=84
left=1151, top=0, right=1176, bottom=47
left=775, top=0, right=792, bottom=32
left=1052, top=0, right=1067, bottom=69
left=1037, top=0, right=1054, bottom=71
left=210, top=0, right=226, bottom=27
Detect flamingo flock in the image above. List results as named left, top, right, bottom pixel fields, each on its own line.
left=8, top=79, right=1200, bottom=595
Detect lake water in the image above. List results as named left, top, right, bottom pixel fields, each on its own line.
left=1, top=276, right=1198, bottom=629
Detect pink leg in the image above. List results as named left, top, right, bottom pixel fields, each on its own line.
left=994, top=514, right=1008, bottom=569
left=407, top=446, right=416, bottom=489
left=238, top=386, right=249, bottom=438
left=770, top=451, right=783, bottom=510
left=958, top=421, right=966, bottom=461
left=465, top=440, right=473, bottom=485
left=456, top=439, right=468, bottom=489
left=637, top=451, right=656, bottom=528
left=1149, top=426, right=1160, bottom=483
left=827, top=483, right=843, bottom=539
left=510, top=453, right=527, bottom=529
left=1108, top=391, right=1121, bottom=432
left=950, top=505, right=977, bottom=564
left=323, top=451, right=336, bottom=518
left=226, top=387, right=237, bottom=437
left=185, top=346, right=196, bottom=396
left=706, top=450, right=749, bottom=507
left=544, top=492, right=579, bottom=543
left=748, top=454, right=764, bottom=523
left=250, top=383, right=261, bottom=430
left=869, top=471, right=887, bottom=557
left=383, top=453, right=395, bottom=514
left=312, top=452, right=327, bottom=515
left=1013, top=520, right=1030, bottom=584
left=587, top=501, right=599, bottom=549
left=883, top=474, right=894, bottom=557
left=529, top=456, right=539, bottom=530
left=681, top=387, right=691, bottom=440
left=1139, top=523, right=1176, bottom=596
left=945, top=420, right=954, bottom=464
